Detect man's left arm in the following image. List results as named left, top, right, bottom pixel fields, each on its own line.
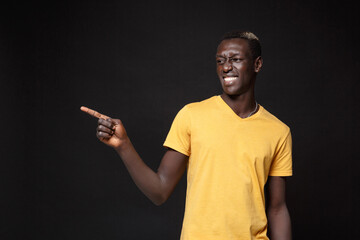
left=267, top=176, right=292, bottom=240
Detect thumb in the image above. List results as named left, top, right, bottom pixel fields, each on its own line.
left=110, top=119, right=126, bottom=133
left=111, top=118, right=123, bottom=126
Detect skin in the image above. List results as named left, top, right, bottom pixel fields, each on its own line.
left=81, top=38, right=291, bottom=239
left=267, top=176, right=292, bottom=240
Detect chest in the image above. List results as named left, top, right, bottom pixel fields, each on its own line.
left=190, top=116, right=279, bottom=173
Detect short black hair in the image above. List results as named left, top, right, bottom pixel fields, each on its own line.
left=221, top=30, right=262, bottom=60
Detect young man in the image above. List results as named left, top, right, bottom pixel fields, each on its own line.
left=82, top=31, right=292, bottom=240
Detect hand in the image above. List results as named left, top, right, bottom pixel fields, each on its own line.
left=80, top=106, right=129, bottom=149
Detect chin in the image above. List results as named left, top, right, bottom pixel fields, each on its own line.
left=222, top=86, right=242, bottom=96
left=227, top=93, right=242, bottom=98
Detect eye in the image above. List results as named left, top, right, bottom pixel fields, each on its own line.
left=232, top=58, right=243, bottom=62
left=216, top=58, right=225, bottom=64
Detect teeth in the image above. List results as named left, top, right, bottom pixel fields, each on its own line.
left=224, top=77, right=237, bottom=81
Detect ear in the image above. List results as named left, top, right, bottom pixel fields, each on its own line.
left=254, top=56, right=263, bottom=73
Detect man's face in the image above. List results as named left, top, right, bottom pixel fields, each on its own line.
left=216, top=38, right=260, bottom=96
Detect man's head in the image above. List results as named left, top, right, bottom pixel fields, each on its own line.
left=216, top=30, right=263, bottom=97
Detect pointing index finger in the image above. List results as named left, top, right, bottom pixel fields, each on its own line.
left=80, top=106, right=110, bottom=120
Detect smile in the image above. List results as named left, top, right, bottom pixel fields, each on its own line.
left=224, top=77, right=238, bottom=82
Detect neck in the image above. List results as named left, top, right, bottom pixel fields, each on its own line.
left=220, top=91, right=257, bottom=118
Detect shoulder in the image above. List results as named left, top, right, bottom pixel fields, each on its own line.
left=259, top=106, right=291, bottom=136
left=182, top=96, right=219, bottom=113
left=171, top=96, right=218, bottom=124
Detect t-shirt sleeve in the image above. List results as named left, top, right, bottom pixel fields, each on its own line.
left=269, top=129, right=293, bottom=176
left=163, top=105, right=191, bottom=156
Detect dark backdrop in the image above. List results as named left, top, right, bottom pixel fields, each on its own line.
left=1, top=1, right=359, bottom=239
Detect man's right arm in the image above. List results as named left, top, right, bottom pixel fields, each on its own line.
left=82, top=106, right=188, bottom=206
left=117, top=142, right=188, bottom=205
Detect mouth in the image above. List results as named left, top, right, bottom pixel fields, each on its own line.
left=224, top=77, right=238, bottom=82
left=223, top=76, right=238, bottom=85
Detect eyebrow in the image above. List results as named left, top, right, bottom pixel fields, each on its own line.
left=215, top=54, right=242, bottom=58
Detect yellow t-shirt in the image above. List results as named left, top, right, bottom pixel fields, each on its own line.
left=164, top=96, right=292, bottom=240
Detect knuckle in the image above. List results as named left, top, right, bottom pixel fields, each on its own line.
left=98, top=131, right=108, bottom=138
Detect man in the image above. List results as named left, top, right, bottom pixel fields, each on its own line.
left=81, top=30, right=292, bottom=239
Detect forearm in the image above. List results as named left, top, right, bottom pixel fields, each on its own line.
left=85, top=114, right=186, bottom=205
left=115, top=140, right=166, bottom=205
left=267, top=204, right=292, bottom=240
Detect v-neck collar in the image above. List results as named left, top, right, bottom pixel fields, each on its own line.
left=216, top=95, right=263, bottom=121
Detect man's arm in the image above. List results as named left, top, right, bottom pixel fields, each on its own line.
left=81, top=106, right=188, bottom=206
left=267, top=176, right=292, bottom=240
left=117, top=142, right=188, bottom=205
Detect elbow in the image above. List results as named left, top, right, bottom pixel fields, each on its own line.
left=267, top=202, right=288, bottom=217
left=151, top=176, right=171, bottom=206
left=150, top=193, right=169, bottom=206
left=152, top=199, right=165, bottom=206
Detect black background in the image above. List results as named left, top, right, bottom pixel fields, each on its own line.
left=1, top=1, right=359, bottom=239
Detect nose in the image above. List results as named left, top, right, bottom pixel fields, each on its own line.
left=223, top=60, right=233, bottom=72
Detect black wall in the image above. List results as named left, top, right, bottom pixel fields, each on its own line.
left=1, top=1, right=359, bottom=239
